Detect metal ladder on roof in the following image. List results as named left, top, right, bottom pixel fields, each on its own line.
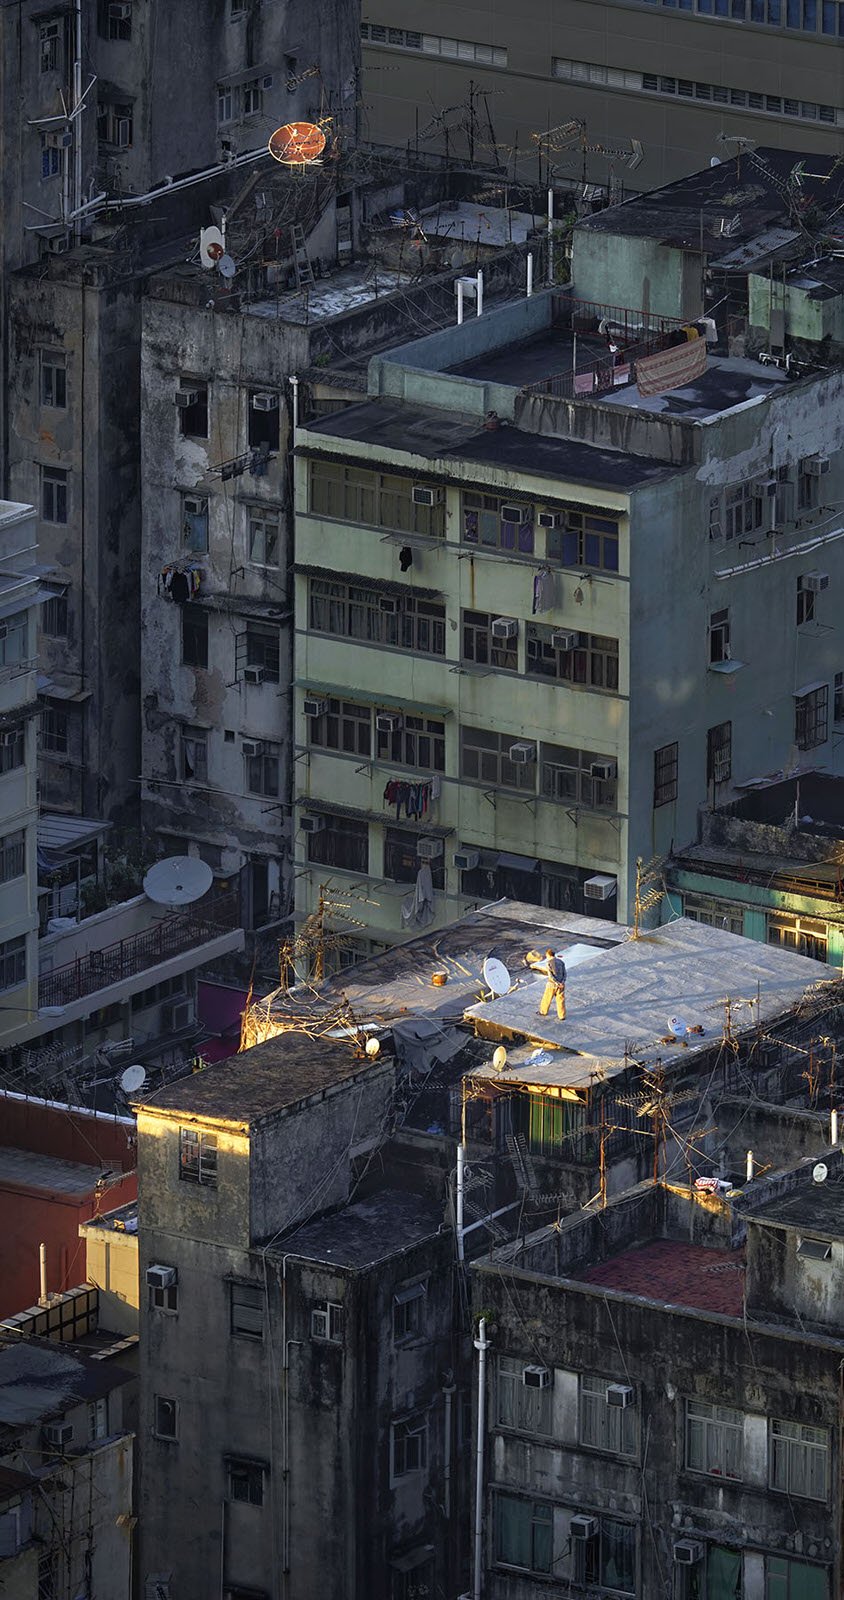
left=291, top=222, right=315, bottom=288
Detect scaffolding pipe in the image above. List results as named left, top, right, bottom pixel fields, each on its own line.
left=456, top=1143, right=466, bottom=1261
left=472, top=1317, right=488, bottom=1600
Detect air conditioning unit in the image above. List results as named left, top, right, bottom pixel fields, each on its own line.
left=146, top=1265, right=177, bottom=1290
left=584, top=873, right=617, bottom=901
left=261, top=74, right=274, bottom=89
left=417, top=837, right=443, bottom=861
left=251, top=392, right=278, bottom=411
left=491, top=617, right=518, bottom=640
left=376, top=712, right=403, bottom=733
left=509, top=741, right=536, bottom=764
left=538, top=511, right=562, bottom=529
left=806, top=455, right=830, bottom=477
left=303, top=696, right=326, bottom=718
left=164, top=1000, right=193, bottom=1032
left=570, top=1515, right=599, bottom=1541
left=243, top=665, right=266, bottom=685
left=500, top=504, right=524, bottom=524
left=522, top=1365, right=551, bottom=1389
left=606, top=1383, right=634, bottom=1408
left=45, top=130, right=73, bottom=149
left=552, top=629, right=578, bottom=651
left=43, top=1422, right=73, bottom=1450
left=761, top=476, right=778, bottom=497
left=242, top=739, right=260, bottom=757
left=673, top=1541, right=704, bottom=1566
left=379, top=596, right=399, bottom=615
left=804, top=571, right=829, bottom=593
left=175, top=389, right=199, bottom=408
left=590, top=759, right=617, bottom=781
left=109, top=2, right=132, bottom=17
left=454, top=848, right=480, bottom=872
left=301, top=814, right=324, bottom=834
left=412, top=485, right=440, bottom=506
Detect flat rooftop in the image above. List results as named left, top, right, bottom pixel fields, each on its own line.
left=247, top=265, right=405, bottom=324
left=80, top=1199, right=138, bottom=1235
left=0, top=1147, right=104, bottom=1198
left=577, top=1239, right=745, bottom=1316
left=596, top=353, right=788, bottom=421
left=0, top=1340, right=132, bottom=1427
left=275, top=1187, right=444, bottom=1268
left=745, top=1169, right=844, bottom=1237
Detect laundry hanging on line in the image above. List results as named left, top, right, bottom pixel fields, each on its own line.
left=383, top=778, right=434, bottom=820
left=532, top=566, right=555, bottom=614
left=160, top=564, right=203, bottom=603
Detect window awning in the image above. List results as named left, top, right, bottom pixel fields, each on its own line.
left=794, top=680, right=827, bottom=698
left=497, top=852, right=540, bottom=873
left=296, top=680, right=452, bottom=719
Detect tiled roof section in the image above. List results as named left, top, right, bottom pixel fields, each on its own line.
left=578, top=1240, right=746, bottom=1317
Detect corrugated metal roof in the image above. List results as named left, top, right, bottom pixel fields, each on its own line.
left=38, top=813, right=112, bottom=853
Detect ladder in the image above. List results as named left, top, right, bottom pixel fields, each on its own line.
left=291, top=223, right=315, bottom=288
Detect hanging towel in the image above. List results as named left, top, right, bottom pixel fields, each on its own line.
left=401, top=863, right=435, bottom=929
left=532, top=567, right=555, bottom=615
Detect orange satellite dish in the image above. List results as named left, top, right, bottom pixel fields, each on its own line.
left=268, top=122, right=327, bottom=165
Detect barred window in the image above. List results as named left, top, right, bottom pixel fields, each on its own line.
left=0, top=829, right=25, bottom=883
left=526, top=624, right=619, bottom=691
left=654, top=742, right=678, bottom=806
left=707, top=721, right=732, bottom=784
left=795, top=685, right=828, bottom=750
left=309, top=578, right=445, bottom=656
left=0, top=935, right=26, bottom=992
left=384, top=827, right=444, bottom=889
left=307, top=815, right=368, bottom=874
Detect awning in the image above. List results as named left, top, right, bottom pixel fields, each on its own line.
left=497, top=852, right=540, bottom=873
left=297, top=796, right=452, bottom=838
left=39, top=681, right=91, bottom=703
left=795, top=680, right=828, bottom=698
left=295, top=564, right=441, bottom=600
left=296, top=680, right=452, bottom=719
left=38, top=813, right=112, bottom=856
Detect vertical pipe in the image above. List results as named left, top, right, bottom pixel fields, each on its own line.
left=472, top=1317, right=488, bottom=1600
left=456, top=280, right=464, bottom=326
left=39, top=1242, right=47, bottom=1301
left=72, top=0, right=83, bottom=241
left=526, top=252, right=534, bottom=298
left=288, top=374, right=299, bottom=434
left=547, top=188, right=554, bottom=285
left=746, top=1149, right=754, bottom=1182
left=443, top=1381, right=455, bottom=1520
left=456, top=1143, right=465, bottom=1262
left=832, top=1108, right=839, bottom=1145
left=476, top=270, right=484, bottom=317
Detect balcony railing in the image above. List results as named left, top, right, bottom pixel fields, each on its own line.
left=38, top=895, right=240, bottom=1009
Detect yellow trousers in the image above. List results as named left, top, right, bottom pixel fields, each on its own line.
left=539, top=980, right=566, bottom=1019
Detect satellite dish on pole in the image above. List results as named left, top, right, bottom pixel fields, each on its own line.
left=120, top=1064, right=147, bottom=1095
left=217, top=253, right=237, bottom=279
left=483, top=957, right=512, bottom=997
left=268, top=121, right=327, bottom=165
left=668, top=1016, right=688, bottom=1038
left=199, top=225, right=225, bottom=267
left=143, top=856, right=213, bottom=908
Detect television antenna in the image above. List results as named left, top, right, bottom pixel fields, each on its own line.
left=482, top=956, right=512, bottom=997
left=120, top=1064, right=147, bottom=1095
left=143, top=855, right=213, bottom=908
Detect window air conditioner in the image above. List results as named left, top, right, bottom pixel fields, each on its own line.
left=251, top=392, right=278, bottom=411
left=491, top=617, right=517, bottom=640
left=303, top=697, right=327, bottom=718
left=590, top=759, right=617, bottom=781
left=673, top=1542, right=704, bottom=1566
left=500, top=504, right=524, bottom=524
left=805, top=455, right=830, bottom=477
left=164, top=1000, right=193, bottom=1032
left=109, top=2, right=132, bottom=17
left=509, top=741, right=536, bottom=764
left=412, top=485, right=439, bottom=506
left=606, top=1383, right=634, bottom=1408
left=243, top=665, right=266, bottom=685
left=146, top=1265, right=177, bottom=1290
left=522, top=1364, right=551, bottom=1389
left=804, top=571, right=829, bottom=593
left=43, top=1422, right=73, bottom=1450
left=454, top=848, right=480, bottom=872
left=761, top=476, right=778, bottom=497
left=45, top=130, right=73, bottom=148
left=538, top=511, right=562, bottom=529
left=301, top=814, right=324, bottom=834
left=570, top=1515, right=599, bottom=1541
left=417, top=837, right=443, bottom=861
left=583, top=873, right=617, bottom=901
left=376, top=712, right=403, bottom=733
left=242, top=739, right=260, bottom=756
left=552, top=630, right=578, bottom=652
left=175, top=389, right=199, bottom=408
left=379, top=596, right=399, bottom=614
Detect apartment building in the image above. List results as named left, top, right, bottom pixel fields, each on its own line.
left=291, top=153, right=844, bottom=950
left=470, top=1154, right=844, bottom=1600
left=361, top=0, right=844, bottom=192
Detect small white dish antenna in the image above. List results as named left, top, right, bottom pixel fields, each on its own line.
left=365, top=1037, right=381, bottom=1059
left=217, top=253, right=237, bottom=279
left=483, top=957, right=511, bottom=997
left=668, top=1015, right=688, bottom=1037
left=813, top=1162, right=829, bottom=1184
left=120, top=1064, right=146, bottom=1095
left=199, top=225, right=225, bottom=268
left=143, top=855, right=213, bottom=908
left=492, top=1045, right=508, bottom=1072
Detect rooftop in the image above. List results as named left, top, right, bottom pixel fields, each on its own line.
left=577, top=1238, right=745, bottom=1317
left=743, top=1153, right=844, bottom=1236
left=247, top=265, right=405, bottom=324
left=276, top=1187, right=444, bottom=1268
left=0, top=1146, right=105, bottom=1199
left=0, top=1340, right=132, bottom=1428
left=79, top=1199, right=138, bottom=1235
left=594, top=352, right=788, bottom=421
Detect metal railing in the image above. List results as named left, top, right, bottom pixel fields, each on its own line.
left=520, top=296, right=690, bottom=403
left=38, top=895, right=240, bottom=1009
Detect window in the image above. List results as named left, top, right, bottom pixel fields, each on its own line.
left=308, top=460, right=445, bottom=539
left=572, top=1515, right=635, bottom=1594
left=540, top=743, right=617, bottom=809
left=103, top=0, right=132, bottom=40
left=88, top=1398, right=107, bottom=1441
left=768, top=913, right=828, bottom=962
left=176, top=380, right=208, bottom=438
left=393, top=1281, right=426, bottom=1342
left=182, top=494, right=208, bottom=554
left=40, top=350, right=66, bottom=409
left=241, top=624, right=280, bottom=683
left=462, top=491, right=535, bottom=555
left=765, top=1556, right=827, bottom=1600
left=42, top=708, right=68, bottom=754
left=462, top=610, right=517, bottom=671
left=494, top=1494, right=552, bottom=1574
left=149, top=1275, right=178, bottom=1313
left=797, top=1236, right=831, bottom=1261
left=154, top=1395, right=178, bottom=1440
left=42, top=592, right=68, bottom=636
left=706, top=721, right=732, bottom=784
left=834, top=672, right=844, bottom=723
left=242, top=78, right=262, bottom=116
left=526, top=624, right=619, bottom=692
left=248, top=508, right=279, bottom=568
left=795, top=684, right=828, bottom=749
left=377, top=714, right=445, bottom=773
left=580, top=1375, right=637, bottom=1455
left=0, top=830, right=25, bottom=884
left=41, top=467, right=68, bottom=524
left=311, top=1301, right=343, bottom=1342
left=248, top=393, right=279, bottom=452
left=244, top=740, right=280, bottom=798
left=684, top=893, right=743, bottom=936
left=230, top=1282, right=263, bottom=1340
left=178, top=1127, right=218, bottom=1187
left=41, top=134, right=63, bottom=179
left=548, top=508, right=620, bottom=573
left=0, top=936, right=27, bottom=993
left=178, top=725, right=207, bottom=783
left=97, top=99, right=133, bottom=146
left=385, top=827, right=444, bottom=890
left=685, top=1399, right=743, bottom=1479
left=460, top=727, right=536, bottom=793
left=307, top=814, right=368, bottom=874
left=217, top=83, right=234, bottom=123
left=364, top=23, right=506, bottom=60
left=511, top=1090, right=587, bottom=1156
left=796, top=577, right=816, bottom=626
left=227, top=1459, right=265, bottom=1505
left=39, top=18, right=62, bottom=71
left=496, top=1355, right=553, bottom=1435
left=309, top=698, right=371, bottom=758
left=0, top=726, right=25, bottom=775
left=654, top=742, right=678, bottom=806
left=0, top=612, right=28, bottom=668
left=309, top=578, right=446, bottom=658
left=181, top=606, right=208, bottom=669
left=391, top=1414, right=428, bottom=1477
left=709, top=608, right=731, bottom=664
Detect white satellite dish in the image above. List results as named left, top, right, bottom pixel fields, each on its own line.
left=143, top=855, right=213, bottom=908
left=199, top=225, right=225, bottom=268
left=668, top=1015, right=688, bottom=1037
left=217, top=253, right=237, bottom=279
left=492, top=1045, right=508, bottom=1071
left=483, top=956, right=511, bottom=997
left=120, top=1063, right=146, bottom=1095
left=813, top=1162, right=829, bottom=1184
